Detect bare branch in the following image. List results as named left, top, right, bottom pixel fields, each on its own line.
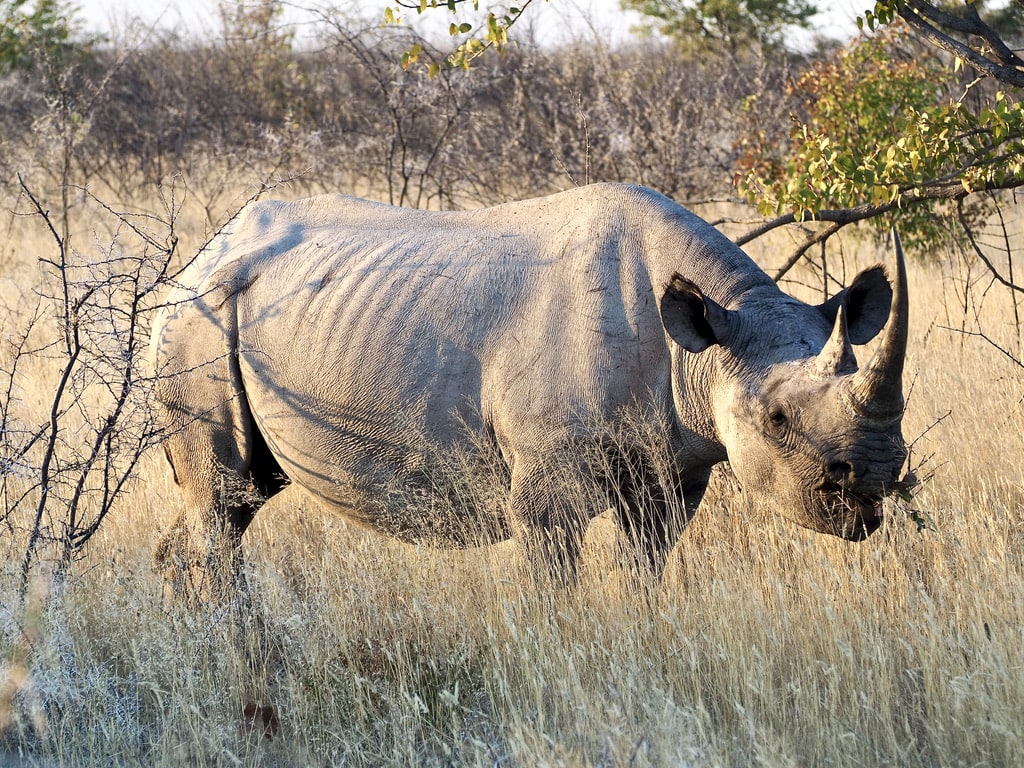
left=736, top=173, right=1024, bottom=277
left=901, top=0, right=1024, bottom=87
left=771, top=222, right=844, bottom=281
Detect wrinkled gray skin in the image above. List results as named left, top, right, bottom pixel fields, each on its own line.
left=151, top=183, right=908, bottom=591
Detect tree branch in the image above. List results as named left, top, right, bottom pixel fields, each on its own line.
left=939, top=325, right=1024, bottom=370
left=772, top=221, right=844, bottom=281
left=735, top=200, right=900, bottom=247
left=735, top=172, right=1024, bottom=256
left=908, top=0, right=1022, bottom=68
left=900, top=0, right=1024, bottom=87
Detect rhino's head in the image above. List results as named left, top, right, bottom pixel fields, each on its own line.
left=661, top=235, right=909, bottom=540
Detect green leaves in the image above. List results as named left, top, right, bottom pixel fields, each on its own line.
left=0, top=0, right=88, bottom=73
left=736, top=22, right=1024, bottom=248
left=401, top=42, right=423, bottom=70
left=623, top=0, right=819, bottom=52
left=857, top=1, right=899, bottom=33
left=385, top=0, right=530, bottom=77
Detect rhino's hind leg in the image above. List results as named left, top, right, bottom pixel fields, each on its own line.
left=153, top=278, right=290, bottom=603
left=155, top=447, right=249, bottom=602
left=155, top=407, right=287, bottom=604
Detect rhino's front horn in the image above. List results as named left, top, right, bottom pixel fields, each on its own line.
left=848, top=228, right=909, bottom=422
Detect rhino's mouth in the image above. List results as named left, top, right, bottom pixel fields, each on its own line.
left=816, top=483, right=884, bottom=540
left=844, top=494, right=884, bottom=541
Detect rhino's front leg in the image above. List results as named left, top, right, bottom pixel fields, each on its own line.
left=613, top=465, right=711, bottom=582
left=508, top=457, right=591, bottom=587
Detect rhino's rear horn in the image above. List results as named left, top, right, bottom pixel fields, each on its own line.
left=814, top=304, right=858, bottom=377
left=848, top=228, right=909, bottom=422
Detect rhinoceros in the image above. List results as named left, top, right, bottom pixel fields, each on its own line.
left=150, top=183, right=908, bottom=591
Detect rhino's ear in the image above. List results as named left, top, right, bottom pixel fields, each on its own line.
left=660, top=274, right=731, bottom=353
left=819, top=265, right=892, bottom=345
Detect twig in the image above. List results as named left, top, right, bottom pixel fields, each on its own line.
left=938, top=325, right=1024, bottom=370
left=956, top=198, right=1024, bottom=296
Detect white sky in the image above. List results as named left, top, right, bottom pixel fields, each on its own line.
left=72, top=0, right=870, bottom=48
left=74, top=0, right=644, bottom=42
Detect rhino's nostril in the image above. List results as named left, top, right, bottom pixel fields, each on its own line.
left=827, top=461, right=853, bottom=484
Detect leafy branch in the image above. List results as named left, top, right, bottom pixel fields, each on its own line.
left=736, top=167, right=1024, bottom=279
left=735, top=17, right=1024, bottom=275
left=385, top=0, right=536, bottom=75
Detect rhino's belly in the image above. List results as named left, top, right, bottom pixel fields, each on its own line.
left=309, top=472, right=514, bottom=548
left=237, top=314, right=514, bottom=546
left=284, top=446, right=514, bottom=548
left=249, top=395, right=513, bottom=548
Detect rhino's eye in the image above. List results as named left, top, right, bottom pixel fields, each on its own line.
left=766, top=404, right=789, bottom=430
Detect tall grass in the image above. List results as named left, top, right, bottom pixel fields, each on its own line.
left=1, top=183, right=1022, bottom=767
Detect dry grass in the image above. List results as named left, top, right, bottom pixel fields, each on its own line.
left=1, top=183, right=1022, bottom=767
